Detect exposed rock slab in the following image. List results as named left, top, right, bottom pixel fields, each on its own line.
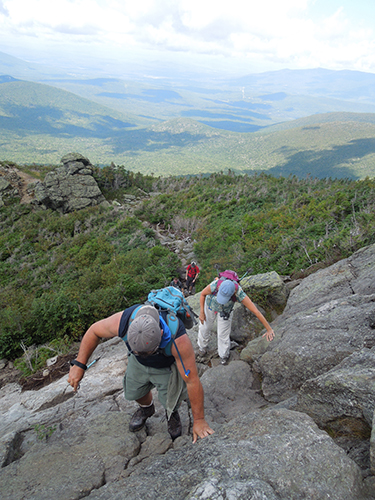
left=282, top=244, right=375, bottom=318
left=85, top=408, right=367, bottom=500
left=259, top=293, right=375, bottom=402
left=200, top=361, right=268, bottom=424
left=372, top=412, right=375, bottom=474
left=242, top=244, right=375, bottom=403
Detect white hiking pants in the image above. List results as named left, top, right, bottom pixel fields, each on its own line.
left=197, top=301, right=232, bottom=360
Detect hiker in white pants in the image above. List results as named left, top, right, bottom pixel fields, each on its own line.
left=197, top=278, right=275, bottom=364
left=198, top=300, right=233, bottom=361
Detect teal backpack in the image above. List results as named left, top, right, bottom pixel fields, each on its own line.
left=147, top=286, right=197, bottom=329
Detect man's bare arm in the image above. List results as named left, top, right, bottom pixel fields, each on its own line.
left=67, top=311, right=122, bottom=391
left=172, top=334, right=214, bottom=442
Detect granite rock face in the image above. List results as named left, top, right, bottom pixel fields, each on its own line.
left=242, top=244, right=375, bottom=403
left=0, top=346, right=371, bottom=500
left=34, top=153, right=109, bottom=213
left=1, top=245, right=375, bottom=498
left=296, top=347, right=375, bottom=429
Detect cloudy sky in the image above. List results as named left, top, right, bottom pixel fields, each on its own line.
left=1, top=0, right=375, bottom=77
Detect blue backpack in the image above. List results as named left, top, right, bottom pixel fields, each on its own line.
left=147, top=286, right=197, bottom=329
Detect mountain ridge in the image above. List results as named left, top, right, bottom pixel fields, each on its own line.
left=1, top=54, right=375, bottom=178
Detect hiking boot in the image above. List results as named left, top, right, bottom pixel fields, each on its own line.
left=167, top=410, right=182, bottom=440
left=129, top=403, right=155, bottom=432
left=220, top=357, right=229, bottom=365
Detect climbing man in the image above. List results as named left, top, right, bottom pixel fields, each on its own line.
left=68, top=304, right=214, bottom=443
left=198, top=272, right=275, bottom=364
left=185, top=261, right=200, bottom=295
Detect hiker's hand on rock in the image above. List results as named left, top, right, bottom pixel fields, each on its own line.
left=263, top=328, right=275, bottom=342
left=199, top=312, right=206, bottom=324
left=192, top=419, right=214, bottom=443
left=67, top=366, right=84, bottom=392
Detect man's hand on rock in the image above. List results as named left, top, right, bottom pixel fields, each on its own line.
left=192, top=418, right=215, bottom=443
left=67, top=366, right=85, bottom=392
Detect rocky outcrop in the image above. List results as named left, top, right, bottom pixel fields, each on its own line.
left=33, top=153, right=109, bottom=213
left=86, top=409, right=367, bottom=500
left=241, top=270, right=290, bottom=308
left=241, top=243, right=375, bottom=486
left=1, top=245, right=375, bottom=499
left=244, top=244, right=375, bottom=403
left=0, top=166, right=23, bottom=206
left=296, top=347, right=375, bottom=425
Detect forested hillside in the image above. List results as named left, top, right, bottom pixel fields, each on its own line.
left=2, top=75, right=375, bottom=178
left=1, top=163, right=374, bottom=370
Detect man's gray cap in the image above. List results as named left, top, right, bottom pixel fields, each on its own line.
left=127, top=305, right=161, bottom=354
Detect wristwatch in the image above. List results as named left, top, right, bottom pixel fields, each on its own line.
left=70, top=359, right=87, bottom=370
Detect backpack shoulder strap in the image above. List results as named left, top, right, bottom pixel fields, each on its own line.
left=162, top=312, right=190, bottom=377
left=162, top=312, right=179, bottom=356
left=130, top=305, right=143, bottom=322
left=212, top=278, right=224, bottom=293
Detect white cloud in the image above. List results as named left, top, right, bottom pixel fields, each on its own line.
left=1, top=0, right=375, bottom=74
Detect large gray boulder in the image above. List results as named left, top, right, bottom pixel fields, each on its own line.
left=242, top=243, right=375, bottom=403
left=258, top=293, right=375, bottom=402
left=295, top=347, right=375, bottom=430
left=238, top=243, right=375, bottom=490
left=282, top=244, right=375, bottom=318
left=200, top=360, right=267, bottom=423
left=34, top=153, right=109, bottom=213
left=241, top=270, right=290, bottom=308
left=0, top=177, right=10, bottom=193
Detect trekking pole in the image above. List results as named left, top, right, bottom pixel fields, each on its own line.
left=214, top=264, right=220, bottom=277
left=239, top=268, right=252, bottom=282
left=87, top=358, right=100, bottom=370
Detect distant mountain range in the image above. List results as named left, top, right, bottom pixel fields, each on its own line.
left=232, top=68, right=375, bottom=103
left=1, top=50, right=375, bottom=179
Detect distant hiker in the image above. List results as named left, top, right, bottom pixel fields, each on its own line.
left=185, top=261, right=200, bottom=294
left=68, top=304, right=214, bottom=443
left=197, top=270, right=275, bottom=365
left=170, top=277, right=183, bottom=290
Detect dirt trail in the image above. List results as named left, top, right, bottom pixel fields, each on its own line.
left=16, top=169, right=39, bottom=204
